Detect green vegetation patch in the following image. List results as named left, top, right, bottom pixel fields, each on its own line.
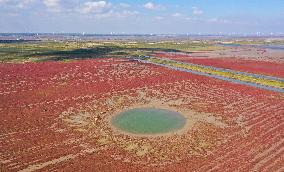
left=0, top=41, right=221, bottom=63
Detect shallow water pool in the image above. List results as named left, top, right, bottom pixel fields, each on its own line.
left=111, top=108, right=186, bottom=135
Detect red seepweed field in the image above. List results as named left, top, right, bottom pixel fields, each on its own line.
left=154, top=52, right=284, bottom=78
left=0, top=54, right=284, bottom=171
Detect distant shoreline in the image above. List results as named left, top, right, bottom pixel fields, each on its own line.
left=1, top=33, right=284, bottom=41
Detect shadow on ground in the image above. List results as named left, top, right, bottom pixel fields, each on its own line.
left=0, top=40, right=40, bottom=44
left=30, top=45, right=188, bottom=61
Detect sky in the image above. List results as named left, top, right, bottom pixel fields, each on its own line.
left=0, top=0, right=284, bottom=34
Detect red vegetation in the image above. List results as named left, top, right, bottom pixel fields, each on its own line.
left=0, top=58, right=283, bottom=171
left=155, top=53, right=284, bottom=77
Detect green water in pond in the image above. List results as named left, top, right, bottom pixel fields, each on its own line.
left=111, top=108, right=186, bottom=135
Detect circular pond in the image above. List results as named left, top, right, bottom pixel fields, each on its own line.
left=111, top=108, right=186, bottom=136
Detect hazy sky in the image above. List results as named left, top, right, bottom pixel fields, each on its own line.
left=0, top=0, right=284, bottom=34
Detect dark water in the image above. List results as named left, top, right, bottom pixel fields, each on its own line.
left=219, top=43, right=241, bottom=47
left=257, top=44, right=284, bottom=50
left=219, top=43, right=284, bottom=50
